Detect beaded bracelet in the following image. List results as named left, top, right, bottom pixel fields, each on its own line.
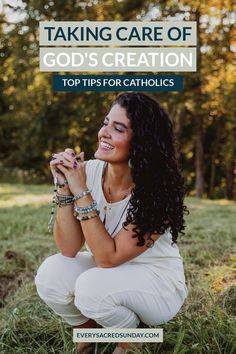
left=74, top=201, right=98, bottom=215
left=73, top=189, right=91, bottom=201
left=55, top=193, right=74, bottom=207
left=76, top=211, right=99, bottom=221
left=48, top=185, right=92, bottom=232
left=48, top=188, right=72, bottom=232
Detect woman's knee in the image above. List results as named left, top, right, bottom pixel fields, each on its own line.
left=35, top=253, right=74, bottom=304
left=74, top=268, right=110, bottom=318
left=74, top=268, right=141, bottom=327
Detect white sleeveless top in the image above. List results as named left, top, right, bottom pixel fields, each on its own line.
left=85, top=159, right=186, bottom=285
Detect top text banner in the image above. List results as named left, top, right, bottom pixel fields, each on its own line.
left=39, top=21, right=197, bottom=46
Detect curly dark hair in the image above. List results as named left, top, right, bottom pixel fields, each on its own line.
left=112, top=92, right=188, bottom=247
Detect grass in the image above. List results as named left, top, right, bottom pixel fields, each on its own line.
left=0, top=183, right=235, bottom=353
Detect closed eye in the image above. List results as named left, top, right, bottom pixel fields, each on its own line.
left=102, top=122, right=124, bottom=133
left=115, top=127, right=123, bottom=132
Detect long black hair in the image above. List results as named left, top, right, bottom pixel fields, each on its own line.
left=112, top=92, right=188, bottom=246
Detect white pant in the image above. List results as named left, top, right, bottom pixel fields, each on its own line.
left=35, top=252, right=187, bottom=327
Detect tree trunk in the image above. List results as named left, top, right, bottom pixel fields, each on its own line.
left=209, top=120, right=221, bottom=198
left=195, top=116, right=204, bottom=198
left=174, top=104, right=185, bottom=141
left=194, top=8, right=204, bottom=198
left=226, top=158, right=235, bottom=200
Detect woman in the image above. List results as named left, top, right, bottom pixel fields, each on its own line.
left=35, top=92, right=188, bottom=354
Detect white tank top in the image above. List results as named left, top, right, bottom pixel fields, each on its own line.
left=85, top=159, right=186, bottom=283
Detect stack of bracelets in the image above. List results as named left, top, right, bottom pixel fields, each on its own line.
left=48, top=183, right=99, bottom=232
left=74, top=200, right=99, bottom=221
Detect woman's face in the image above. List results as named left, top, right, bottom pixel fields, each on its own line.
left=95, top=103, right=133, bottom=163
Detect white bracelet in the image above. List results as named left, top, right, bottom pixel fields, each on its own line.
left=73, top=189, right=91, bottom=201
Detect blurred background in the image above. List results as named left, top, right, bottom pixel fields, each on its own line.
left=0, top=0, right=235, bottom=199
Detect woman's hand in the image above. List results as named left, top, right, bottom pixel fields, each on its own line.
left=50, top=148, right=87, bottom=196
left=50, top=151, right=71, bottom=195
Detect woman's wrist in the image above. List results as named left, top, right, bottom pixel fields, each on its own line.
left=57, top=187, right=72, bottom=196
left=72, top=185, right=89, bottom=197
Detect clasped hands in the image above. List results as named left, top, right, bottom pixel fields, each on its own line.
left=50, top=148, right=87, bottom=196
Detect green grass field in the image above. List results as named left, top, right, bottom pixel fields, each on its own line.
left=0, top=184, right=235, bottom=354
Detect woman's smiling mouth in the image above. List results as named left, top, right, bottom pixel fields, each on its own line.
left=100, top=141, right=114, bottom=151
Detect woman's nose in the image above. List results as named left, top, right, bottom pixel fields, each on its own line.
left=100, top=125, right=111, bottom=138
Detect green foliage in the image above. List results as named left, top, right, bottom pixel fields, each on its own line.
left=0, top=184, right=235, bottom=353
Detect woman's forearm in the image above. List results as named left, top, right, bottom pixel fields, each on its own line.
left=54, top=205, right=85, bottom=257
left=74, top=194, right=116, bottom=264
